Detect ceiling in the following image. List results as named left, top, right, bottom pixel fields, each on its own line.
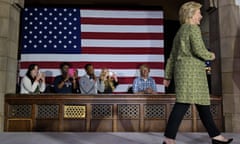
left=24, top=0, right=202, bottom=20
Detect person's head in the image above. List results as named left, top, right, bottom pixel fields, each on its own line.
left=60, top=62, right=71, bottom=75
left=139, top=64, right=150, bottom=78
left=26, top=64, right=39, bottom=79
left=179, top=1, right=202, bottom=25
left=84, top=64, right=94, bottom=76
left=101, top=68, right=109, bottom=76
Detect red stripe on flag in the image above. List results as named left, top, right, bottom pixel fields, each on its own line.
left=20, top=62, right=164, bottom=69
left=81, top=32, right=163, bottom=40
left=81, top=18, right=163, bottom=25
left=81, top=47, right=163, bottom=54
left=118, top=77, right=164, bottom=84
left=42, top=77, right=164, bottom=85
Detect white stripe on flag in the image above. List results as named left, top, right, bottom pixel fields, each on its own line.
left=82, top=40, right=164, bottom=47
left=81, top=25, right=164, bottom=33
left=19, top=69, right=164, bottom=77
left=81, top=10, right=164, bottom=19
left=20, top=54, right=164, bottom=62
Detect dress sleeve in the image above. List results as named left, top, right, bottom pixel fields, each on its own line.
left=189, top=25, right=214, bottom=61
left=39, top=82, right=46, bottom=92
left=22, top=77, right=39, bottom=93
left=164, top=38, right=177, bottom=80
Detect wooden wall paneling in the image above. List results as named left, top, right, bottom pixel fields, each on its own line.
left=4, top=94, right=223, bottom=132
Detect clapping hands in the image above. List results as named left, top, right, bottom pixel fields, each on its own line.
left=36, top=71, right=45, bottom=82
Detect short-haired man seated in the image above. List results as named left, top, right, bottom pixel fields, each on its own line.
left=132, top=64, right=157, bottom=94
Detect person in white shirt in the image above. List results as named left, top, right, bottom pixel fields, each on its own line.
left=20, top=64, right=46, bottom=94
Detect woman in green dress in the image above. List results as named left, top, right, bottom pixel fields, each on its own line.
left=163, top=1, right=233, bottom=144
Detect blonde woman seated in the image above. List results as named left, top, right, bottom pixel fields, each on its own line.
left=99, top=68, right=119, bottom=93
left=20, top=64, right=46, bottom=94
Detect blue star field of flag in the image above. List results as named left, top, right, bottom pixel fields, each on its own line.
left=21, top=8, right=81, bottom=54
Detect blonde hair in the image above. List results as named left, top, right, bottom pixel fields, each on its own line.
left=139, top=64, right=150, bottom=72
left=179, top=1, right=202, bottom=24
left=100, top=68, right=115, bottom=91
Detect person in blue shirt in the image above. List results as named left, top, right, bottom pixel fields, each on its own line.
left=132, top=64, right=157, bottom=94
left=53, top=62, right=79, bottom=93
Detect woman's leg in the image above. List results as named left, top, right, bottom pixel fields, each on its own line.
left=164, top=103, right=190, bottom=139
left=195, top=104, right=220, bottom=137
left=196, top=104, right=233, bottom=143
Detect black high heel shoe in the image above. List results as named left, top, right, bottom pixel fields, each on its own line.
left=212, top=138, right=233, bottom=144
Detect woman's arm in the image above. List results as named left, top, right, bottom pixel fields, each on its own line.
left=165, top=38, right=177, bottom=80
left=190, top=25, right=215, bottom=61
left=21, top=76, right=39, bottom=93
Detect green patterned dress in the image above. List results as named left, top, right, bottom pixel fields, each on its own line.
left=165, top=24, right=214, bottom=105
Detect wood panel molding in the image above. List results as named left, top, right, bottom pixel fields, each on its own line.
left=4, top=94, right=223, bottom=132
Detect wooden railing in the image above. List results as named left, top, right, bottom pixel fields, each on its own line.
left=4, top=94, right=223, bottom=132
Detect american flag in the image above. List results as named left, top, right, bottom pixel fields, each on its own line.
left=19, top=7, right=165, bottom=93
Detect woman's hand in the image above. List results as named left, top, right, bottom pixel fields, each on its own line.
left=163, top=79, right=171, bottom=87
left=112, top=73, right=118, bottom=82
left=211, top=52, right=216, bottom=60
left=35, top=72, right=45, bottom=82
left=40, top=72, right=45, bottom=82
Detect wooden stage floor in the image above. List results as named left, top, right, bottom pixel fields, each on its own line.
left=0, top=132, right=239, bottom=144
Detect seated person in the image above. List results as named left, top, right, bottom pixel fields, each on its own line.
left=79, top=64, right=104, bottom=94
left=53, top=62, right=79, bottom=93
left=99, top=68, right=119, bottom=93
left=132, top=64, right=157, bottom=94
left=20, top=64, right=46, bottom=94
